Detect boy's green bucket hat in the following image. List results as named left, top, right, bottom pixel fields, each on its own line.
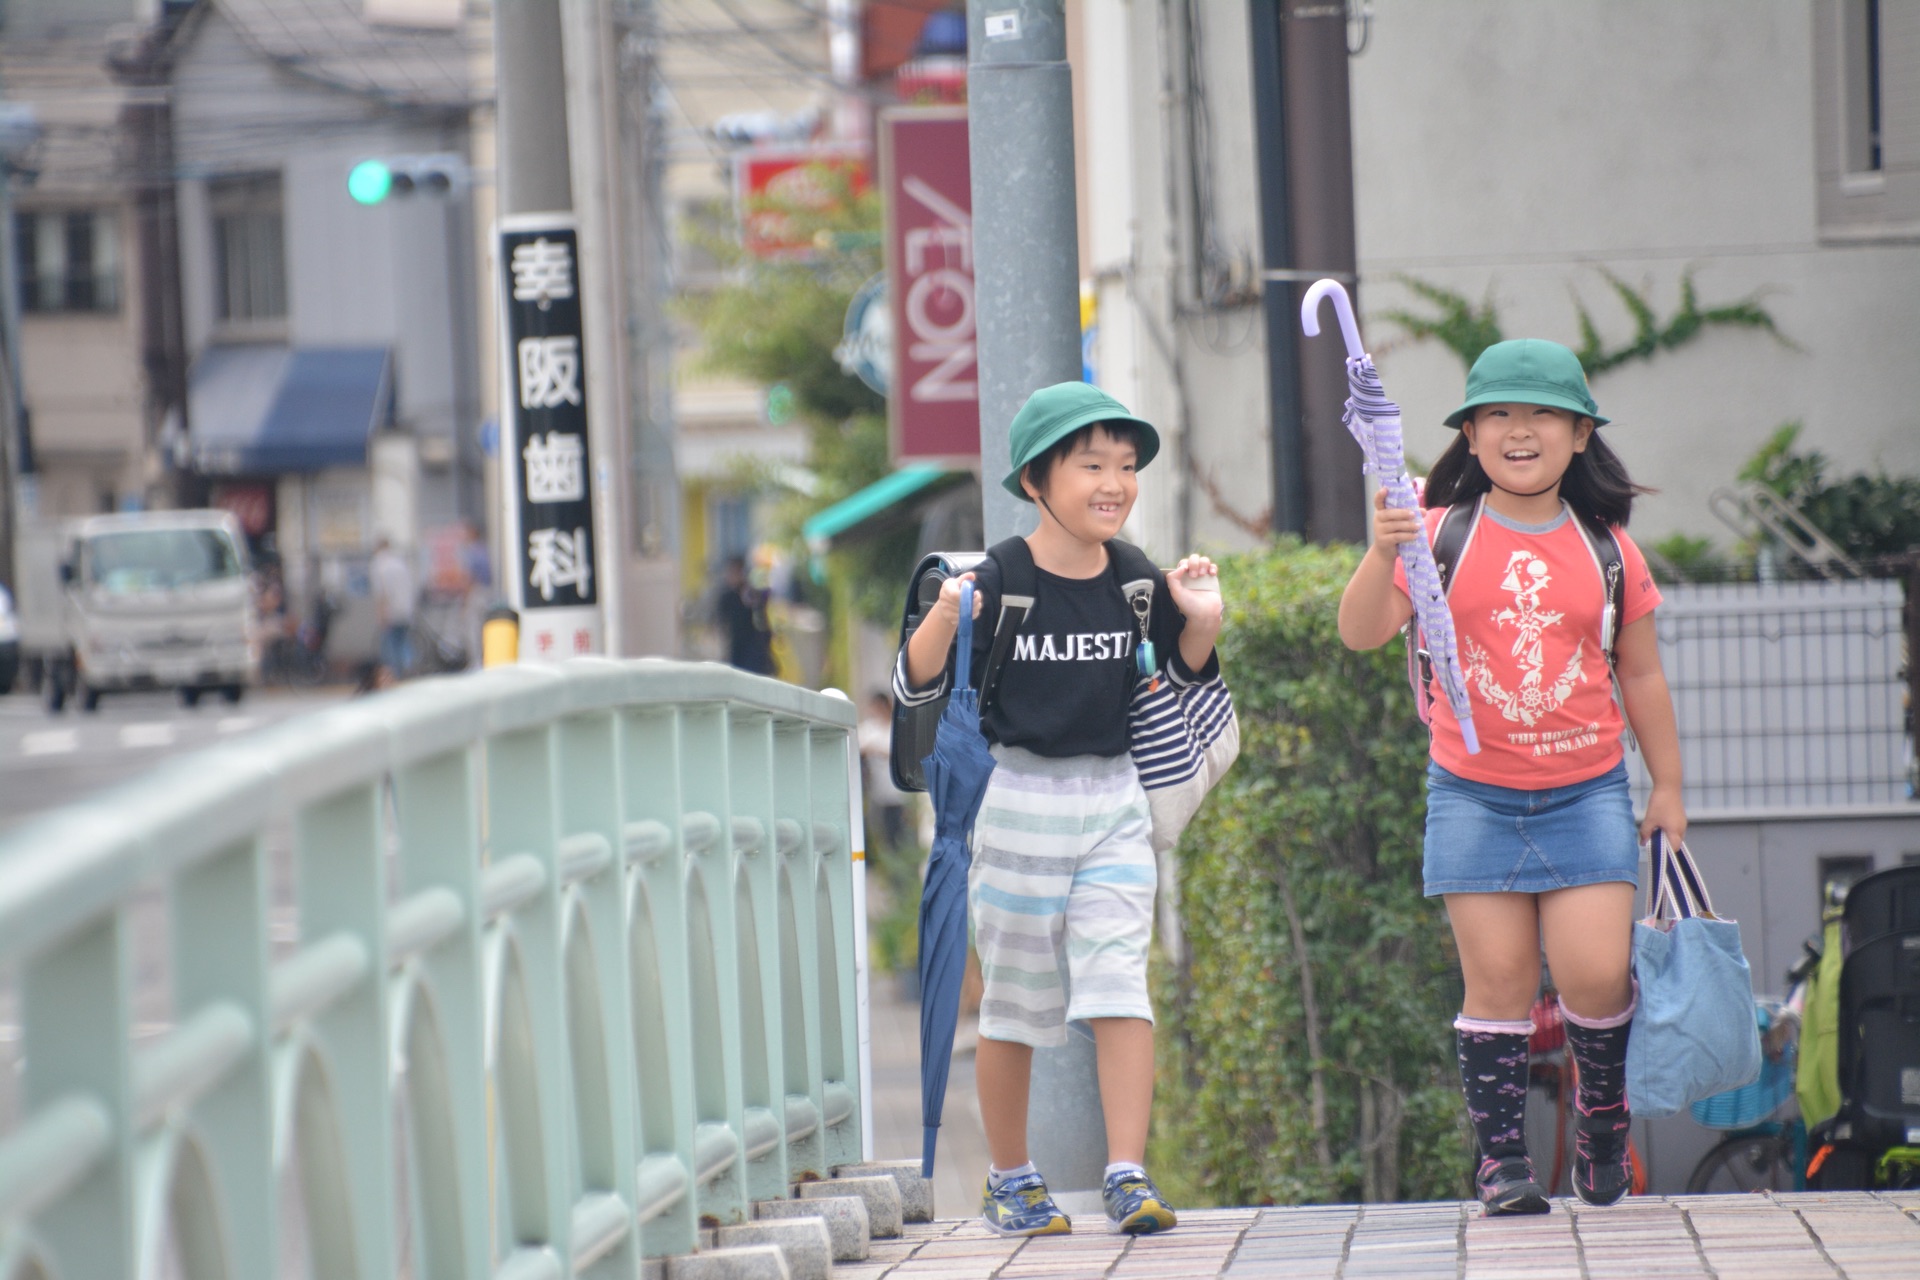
left=1444, top=338, right=1610, bottom=429
left=1001, top=382, right=1161, bottom=500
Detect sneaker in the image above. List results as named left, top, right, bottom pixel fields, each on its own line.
left=980, top=1171, right=1072, bottom=1237
left=1103, top=1168, right=1177, bottom=1235
left=1572, top=1112, right=1632, bottom=1206
left=1476, top=1155, right=1550, bottom=1216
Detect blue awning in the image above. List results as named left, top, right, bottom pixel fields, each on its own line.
left=189, top=345, right=394, bottom=475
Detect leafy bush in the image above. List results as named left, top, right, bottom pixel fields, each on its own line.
left=1149, top=538, right=1468, bottom=1207
left=1741, top=423, right=1920, bottom=564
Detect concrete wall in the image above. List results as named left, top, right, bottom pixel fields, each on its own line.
left=1349, top=1, right=1920, bottom=545
left=1077, top=0, right=1276, bottom=561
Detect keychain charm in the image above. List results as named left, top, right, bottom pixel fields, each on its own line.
left=1136, top=639, right=1160, bottom=692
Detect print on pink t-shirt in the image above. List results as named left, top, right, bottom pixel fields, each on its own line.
left=1395, top=504, right=1661, bottom=789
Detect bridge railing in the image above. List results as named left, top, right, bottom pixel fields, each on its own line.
left=0, top=660, right=868, bottom=1279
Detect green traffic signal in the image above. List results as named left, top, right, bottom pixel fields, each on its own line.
left=347, top=159, right=393, bottom=205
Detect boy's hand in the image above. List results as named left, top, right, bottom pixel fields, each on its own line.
left=1370, top=487, right=1422, bottom=560
left=1165, top=555, right=1223, bottom=635
left=932, top=572, right=983, bottom=629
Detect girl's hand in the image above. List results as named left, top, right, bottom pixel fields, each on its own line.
left=932, top=572, right=982, bottom=629
left=1166, top=555, right=1223, bottom=635
left=1370, top=487, right=1422, bottom=560
left=1639, top=784, right=1687, bottom=849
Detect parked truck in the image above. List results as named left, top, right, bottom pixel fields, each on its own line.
left=19, top=510, right=256, bottom=712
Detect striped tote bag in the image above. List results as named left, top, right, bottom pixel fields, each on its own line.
left=1128, top=670, right=1240, bottom=853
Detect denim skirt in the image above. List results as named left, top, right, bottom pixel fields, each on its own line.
left=1422, top=760, right=1640, bottom=897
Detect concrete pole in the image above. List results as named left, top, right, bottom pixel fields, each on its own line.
left=495, top=0, right=572, bottom=218
left=967, top=0, right=1108, bottom=1210
left=559, top=0, right=628, bottom=655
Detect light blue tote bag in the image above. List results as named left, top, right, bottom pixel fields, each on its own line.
left=1625, top=833, right=1763, bottom=1118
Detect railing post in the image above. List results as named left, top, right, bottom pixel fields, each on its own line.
left=21, top=910, right=135, bottom=1276
left=728, top=707, right=792, bottom=1202
left=809, top=723, right=863, bottom=1168
left=773, top=721, right=828, bottom=1181
left=293, top=774, right=397, bottom=1277
left=387, top=691, right=492, bottom=1280
left=167, top=834, right=275, bottom=1277
left=618, top=702, right=701, bottom=1257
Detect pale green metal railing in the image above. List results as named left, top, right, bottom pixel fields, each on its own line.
left=0, top=660, right=867, bottom=1279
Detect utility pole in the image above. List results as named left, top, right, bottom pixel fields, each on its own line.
left=494, top=0, right=614, bottom=659
left=0, top=100, right=39, bottom=593
left=966, top=0, right=1107, bottom=1210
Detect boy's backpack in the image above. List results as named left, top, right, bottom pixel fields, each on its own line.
left=1412, top=495, right=1630, bottom=742
left=890, top=537, right=1238, bottom=853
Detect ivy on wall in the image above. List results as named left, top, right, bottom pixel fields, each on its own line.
left=1377, top=269, right=1791, bottom=375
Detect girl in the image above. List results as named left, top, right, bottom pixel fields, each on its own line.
left=1337, top=339, right=1685, bottom=1216
left=896, top=381, right=1223, bottom=1237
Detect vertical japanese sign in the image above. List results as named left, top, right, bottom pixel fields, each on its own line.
left=496, top=215, right=601, bottom=661
left=881, top=107, right=978, bottom=463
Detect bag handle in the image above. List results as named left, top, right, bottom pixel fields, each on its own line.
left=954, top=580, right=975, bottom=691
left=1649, top=830, right=1717, bottom=921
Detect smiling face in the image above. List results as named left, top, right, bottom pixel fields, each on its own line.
left=1021, top=423, right=1140, bottom=543
left=1462, top=403, right=1592, bottom=494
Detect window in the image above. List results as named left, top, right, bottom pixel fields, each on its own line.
left=1843, top=0, right=1882, bottom=175
left=15, top=209, right=121, bottom=313
left=210, top=173, right=286, bottom=325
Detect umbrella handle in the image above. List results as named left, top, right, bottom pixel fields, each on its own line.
left=1300, top=278, right=1365, bottom=360
left=954, top=579, right=974, bottom=689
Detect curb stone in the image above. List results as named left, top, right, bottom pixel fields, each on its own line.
left=716, top=1219, right=834, bottom=1280
left=664, top=1243, right=791, bottom=1280
left=830, top=1160, right=935, bottom=1224
left=803, top=1176, right=902, bottom=1239
left=754, top=1195, right=871, bottom=1262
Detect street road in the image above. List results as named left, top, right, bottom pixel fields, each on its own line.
left=0, top=685, right=349, bottom=833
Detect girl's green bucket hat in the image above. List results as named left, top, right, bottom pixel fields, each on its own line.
left=1001, top=382, right=1161, bottom=500
left=1444, top=338, right=1610, bottom=429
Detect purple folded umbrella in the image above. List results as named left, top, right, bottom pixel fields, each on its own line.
left=1303, top=281, right=1480, bottom=754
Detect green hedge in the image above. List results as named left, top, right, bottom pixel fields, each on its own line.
left=1149, top=538, right=1469, bottom=1206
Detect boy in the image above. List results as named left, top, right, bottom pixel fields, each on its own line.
left=896, top=382, right=1223, bottom=1236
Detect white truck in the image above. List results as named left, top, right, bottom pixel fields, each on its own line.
left=25, top=510, right=257, bottom=712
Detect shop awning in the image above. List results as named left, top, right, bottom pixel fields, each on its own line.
left=803, top=465, right=964, bottom=550
left=189, top=345, right=394, bottom=475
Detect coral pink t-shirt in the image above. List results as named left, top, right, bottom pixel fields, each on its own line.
left=1394, top=502, right=1662, bottom=789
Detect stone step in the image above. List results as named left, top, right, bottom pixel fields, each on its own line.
left=802, top=1175, right=903, bottom=1239
left=754, top=1194, right=871, bottom=1262
left=716, top=1218, right=834, bottom=1280
left=829, top=1159, right=935, bottom=1224
left=664, top=1242, right=791, bottom=1280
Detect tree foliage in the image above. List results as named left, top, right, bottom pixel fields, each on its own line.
left=679, top=173, right=921, bottom=624
left=1150, top=539, right=1468, bottom=1207
left=1739, top=423, right=1920, bottom=564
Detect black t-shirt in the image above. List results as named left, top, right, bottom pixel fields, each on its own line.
left=923, top=547, right=1218, bottom=759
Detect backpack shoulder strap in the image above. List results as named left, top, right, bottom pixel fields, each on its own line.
left=980, top=536, right=1037, bottom=714
left=1571, top=511, right=1625, bottom=659
left=1430, top=497, right=1483, bottom=598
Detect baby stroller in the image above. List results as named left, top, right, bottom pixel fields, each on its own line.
left=1805, top=864, right=1920, bottom=1189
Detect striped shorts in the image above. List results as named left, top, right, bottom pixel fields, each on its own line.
left=968, top=745, right=1158, bottom=1047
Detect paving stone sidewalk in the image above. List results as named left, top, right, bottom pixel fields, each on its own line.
left=825, top=1192, right=1920, bottom=1279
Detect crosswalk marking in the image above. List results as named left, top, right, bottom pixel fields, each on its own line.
left=216, top=716, right=258, bottom=735
left=119, top=723, right=177, bottom=749
left=21, top=729, right=78, bottom=756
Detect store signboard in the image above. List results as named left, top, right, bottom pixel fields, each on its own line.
left=881, top=107, right=977, bottom=463
left=495, top=215, right=601, bottom=660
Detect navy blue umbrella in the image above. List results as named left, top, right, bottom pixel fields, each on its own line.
left=918, top=579, right=997, bottom=1179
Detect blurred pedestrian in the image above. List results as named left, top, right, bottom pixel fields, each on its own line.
left=370, top=536, right=415, bottom=688
left=714, top=554, right=775, bottom=675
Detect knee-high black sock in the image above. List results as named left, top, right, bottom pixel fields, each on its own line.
left=1562, top=986, right=1635, bottom=1132
left=1455, top=1015, right=1533, bottom=1161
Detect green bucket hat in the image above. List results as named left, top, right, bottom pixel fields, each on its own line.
left=1444, top=339, right=1609, bottom=429
left=1001, top=382, right=1161, bottom=500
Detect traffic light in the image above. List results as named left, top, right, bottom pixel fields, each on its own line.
left=347, top=154, right=468, bottom=204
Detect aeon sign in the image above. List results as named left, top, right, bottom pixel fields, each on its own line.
left=881, top=107, right=978, bottom=462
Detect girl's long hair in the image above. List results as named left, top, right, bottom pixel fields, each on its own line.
left=1422, top=416, right=1654, bottom=527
